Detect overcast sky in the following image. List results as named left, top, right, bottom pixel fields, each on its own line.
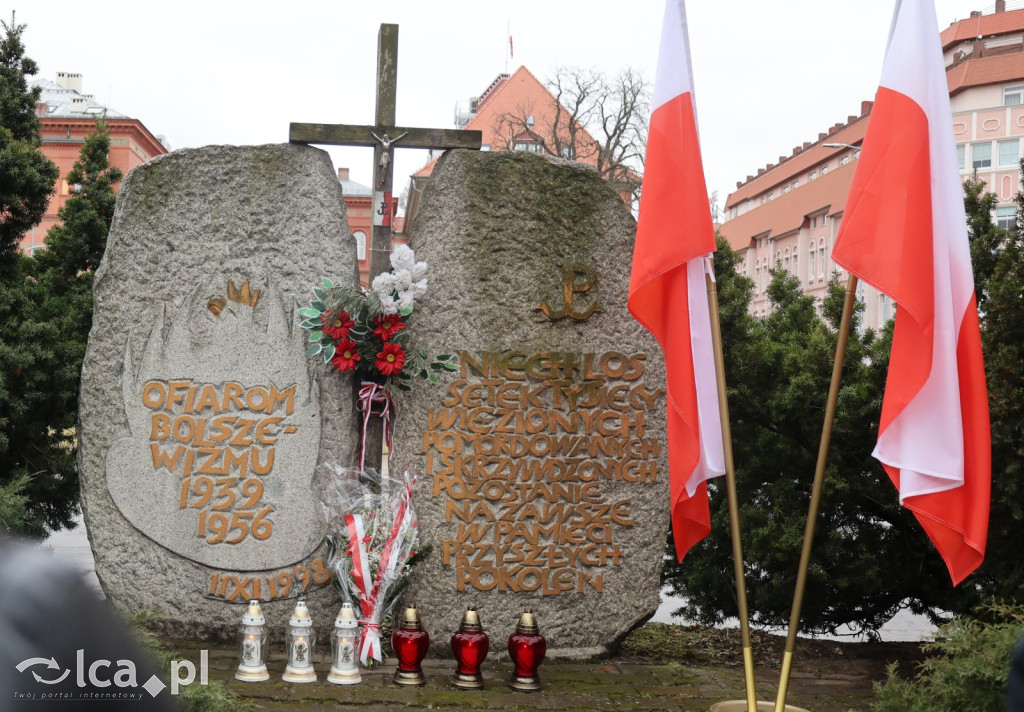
left=21, top=0, right=998, bottom=207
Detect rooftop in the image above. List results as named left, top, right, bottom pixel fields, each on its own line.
left=31, top=76, right=128, bottom=120
left=719, top=160, right=858, bottom=252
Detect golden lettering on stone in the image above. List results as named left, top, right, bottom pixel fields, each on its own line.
left=206, top=557, right=332, bottom=603
left=535, top=264, right=602, bottom=321
left=422, top=350, right=665, bottom=595
left=142, top=379, right=301, bottom=546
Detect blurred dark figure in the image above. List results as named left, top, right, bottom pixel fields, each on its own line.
left=0, top=536, right=182, bottom=711
left=1008, top=634, right=1024, bottom=712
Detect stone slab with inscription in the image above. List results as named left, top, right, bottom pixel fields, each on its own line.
left=79, top=144, right=359, bottom=637
left=392, top=151, right=669, bottom=658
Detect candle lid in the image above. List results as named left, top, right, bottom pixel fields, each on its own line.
left=242, top=599, right=266, bottom=626
left=516, top=608, right=539, bottom=634
left=459, top=606, right=482, bottom=632
left=335, top=602, right=358, bottom=629
left=289, top=600, right=313, bottom=628
left=400, top=604, right=422, bottom=630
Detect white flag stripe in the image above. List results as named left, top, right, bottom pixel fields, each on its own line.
left=872, top=0, right=974, bottom=500
left=652, top=0, right=695, bottom=111
left=685, top=255, right=726, bottom=495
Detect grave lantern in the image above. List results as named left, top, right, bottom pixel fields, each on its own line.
left=508, top=609, right=547, bottom=692
left=235, top=599, right=269, bottom=682
left=391, top=604, right=429, bottom=686
left=450, top=606, right=489, bottom=689
left=282, top=601, right=317, bottom=683
left=327, top=602, right=361, bottom=685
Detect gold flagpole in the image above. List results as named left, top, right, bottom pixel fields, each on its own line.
left=773, top=274, right=859, bottom=712
left=705, top=267, right=758, bottom=712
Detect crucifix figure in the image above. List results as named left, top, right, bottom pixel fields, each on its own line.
left=290, top=24, right=482, bottom=282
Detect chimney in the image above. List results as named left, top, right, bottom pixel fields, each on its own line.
left=861, top=100, right=874, bottom=116
left=996, top=0, right=1005, bottom=12
left=55, top=71, right=83, bottom=93
left=337, top=167, right=350, bottom=180
left=847, top=115, right=857, bottom=124
left=819, top=132, right=827, bottom=140
left=970, top=10, right=981, bottom=17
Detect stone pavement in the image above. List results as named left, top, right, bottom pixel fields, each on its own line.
left=178, top=642, right=879, bottom=712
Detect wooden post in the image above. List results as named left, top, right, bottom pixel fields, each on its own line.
left=289, top=23, right=481, bottom=472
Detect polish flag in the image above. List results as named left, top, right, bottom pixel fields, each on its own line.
left=629, top=0, right=726, bottom=562
left=831, top=0, right=990, bottom=585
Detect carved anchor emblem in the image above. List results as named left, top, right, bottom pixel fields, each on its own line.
left=536, top=264, right=602, bottom=321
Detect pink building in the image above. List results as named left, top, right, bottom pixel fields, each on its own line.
left=719, top=3, right=1024, bottom=329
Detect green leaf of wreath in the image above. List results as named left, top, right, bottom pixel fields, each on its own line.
left=305, top=342, right=323, bottom=357
left=299, top=307, right=322, bottom=318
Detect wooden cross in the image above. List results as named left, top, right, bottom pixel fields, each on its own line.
left=290, top=24, right=482, bottom=281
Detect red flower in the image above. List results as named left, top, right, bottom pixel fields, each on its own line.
left=372, top=314, right=406, bottom=341
left=362, top=536, right=372, bottom=544
left=331, top=339, right=360, bottom=372
left=322, top=310, right=355, bottom=340
left=375, top=342, right=407, bottom=376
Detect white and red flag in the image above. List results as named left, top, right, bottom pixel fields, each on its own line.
left=831, top=0, right=990, bottom=585
left=629, top=0, right=726, bottom=562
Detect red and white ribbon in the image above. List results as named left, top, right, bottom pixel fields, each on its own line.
left=357, top=381, right=395, bottom=471
left=343, top=474, right=417, bottom=666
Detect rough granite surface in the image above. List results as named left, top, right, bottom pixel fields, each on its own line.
left=79, top=144, right=360, bottom=639
left=392, top=150, right=670, bottom=658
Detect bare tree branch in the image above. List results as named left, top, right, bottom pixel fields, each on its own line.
left=488, top=66, right=650, bottom=201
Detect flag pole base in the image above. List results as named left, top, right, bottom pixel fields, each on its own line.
left=709, top=701, right=810, bottom=712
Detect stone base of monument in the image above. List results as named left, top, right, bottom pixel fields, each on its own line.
left=709, top=701, right=810, bottom=712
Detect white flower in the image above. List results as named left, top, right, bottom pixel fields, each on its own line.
left=371, top=272, right=396, bottom=294
left=391, top=267, right=413, bottom=292
left=411, top=260, right=428, bottom=282
left=390, top=244, right=416, bottom=272
left=411, top=278, right=428, bottom=298
left=396, top=291, right=415, bottom=313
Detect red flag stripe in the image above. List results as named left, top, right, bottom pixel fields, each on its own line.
left=831, top=0, right=990, bottom=585
left=629, top=4, right=725, bottom=563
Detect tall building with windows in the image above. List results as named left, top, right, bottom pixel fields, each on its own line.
left=718, top=2, right=1024, bottom=329
left=401, top=65, right=632, bottom=232
left=26, top=72, right=168, bottom=255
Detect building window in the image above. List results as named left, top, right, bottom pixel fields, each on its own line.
left=821, top=165, right=829, bottom=175
left=879, top=294, right=892, bottom=323
left=818, top=240, right=826, bottom=280
left=809, top=247, right=816, bottom=281
left=784, top=249, right=791, bottom=273
left=997, top=206, right=1017, bottom=230
left=809, top=171, right=817, bottom=181
left=840, top=155, right=850, bottom=166
left=353, top=231, right=367, bottom=261
left=513, top=141, right=543, bottom=153
left=972, top=143, right=992, bottom=169
left=998, top=139, right=1020, bottom=167
left=957, top=144, right=966, bottom=170
left=792, top=253, right=798, bottom=282
left=1004, top=85, right=1024, bottom=106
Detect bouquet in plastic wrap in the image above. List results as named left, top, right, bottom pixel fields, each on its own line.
left=320, top=459, right=425, bottom=666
